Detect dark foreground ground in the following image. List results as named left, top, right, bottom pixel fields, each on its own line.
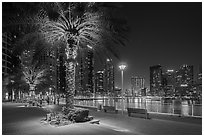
left=2, top=102, right=202, bottom=135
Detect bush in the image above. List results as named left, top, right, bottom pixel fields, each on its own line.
left=73, top=108, right=89, bottom=122
left=62, top=107, right=89, bottom=122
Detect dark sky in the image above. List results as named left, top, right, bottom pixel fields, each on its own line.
left=113, top=2, right=202, bottom=90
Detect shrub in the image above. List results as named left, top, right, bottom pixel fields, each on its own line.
left=63, top=107, right=89, bottom=122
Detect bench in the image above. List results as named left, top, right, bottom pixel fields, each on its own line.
left=127, top=108, right=149, bottom=119
left=103, top=106, right=118, bottom=113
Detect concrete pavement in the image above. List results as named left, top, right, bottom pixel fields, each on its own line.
left=2, top=102, right=202, bottom=135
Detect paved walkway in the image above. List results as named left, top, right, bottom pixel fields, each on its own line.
left=2, top=103, right=202, bottom=135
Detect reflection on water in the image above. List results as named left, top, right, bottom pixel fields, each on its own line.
left=74, top=97, right=202, bottom=117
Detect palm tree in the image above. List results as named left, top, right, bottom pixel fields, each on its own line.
left=12, top=32, right=55, bottom=99
left=21, top=60, right=47, bottom=97
left=36, top=2, right=128, bottom=109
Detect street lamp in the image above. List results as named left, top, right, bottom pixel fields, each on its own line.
left=119, top=63, right=127, bottom=115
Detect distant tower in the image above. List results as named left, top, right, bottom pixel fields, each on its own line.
left=104, top=58, right=114, bottom=96
left=131, top=76, right=145, bottom=96
left=196, top=64, right=202, bottom=98
left=197, top=64, right=202, bottom=85
left=150, top=65, right=163, bottom=96
left=83, top=48, right=94, bottom=96
left=95, top=71, right=104, bottom=96
left=39, top=46, right=57, bottom=92
left=2, top=32, right=12, bottom=78
left=163, top=69, right=176, bottom=97
left=2, top=32, right=13, bottom=100
left=175, top=64, right=193, bottom=97
left=75, top=56, right=84, bottom=96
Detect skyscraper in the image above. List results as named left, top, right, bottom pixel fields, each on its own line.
left=2, top=32, right=12, bottom=78
left=95, top=71, right=104, bottom=96
left=175, top=64, right=193, bottom=97
left=81, top=48, right=94, bottom=96
left=39, top=46, right=57, bottom=92
left=104, top=58, right=114, bottom=96
left=163, top=69, right=176, bottom=97
left=2, top=32, right=13, bottom=100
left=131, top=76, right=145, bottom=96
left=150, top=65, right=163, bottom=96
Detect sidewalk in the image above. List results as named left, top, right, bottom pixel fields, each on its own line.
left=2, top=103, right=202, bottom=135
left=45, top=104, right=202, bottom=135
left=89, top=109, right=202, bottom=135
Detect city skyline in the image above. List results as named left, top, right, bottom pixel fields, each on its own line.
left=111, top=2, right=201, bottom=90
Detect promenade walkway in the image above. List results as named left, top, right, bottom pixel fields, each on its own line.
left=2, top=102, right=202, bottom=135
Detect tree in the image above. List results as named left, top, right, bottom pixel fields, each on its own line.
left=37, top=2, right=128, bottom=109
left=12, top=32, right=55, bottom=99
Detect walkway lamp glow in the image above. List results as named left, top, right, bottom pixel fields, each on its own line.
left=119, top=64, right=127, bottom=115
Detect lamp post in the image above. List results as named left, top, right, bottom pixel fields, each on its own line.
left=119, top=64, right=127, bottom=115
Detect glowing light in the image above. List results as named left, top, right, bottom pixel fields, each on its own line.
left=180, top=84, right=188, bottom=87
left=119, top=64, right=127, bottom=71
left=167, top=70, right=174, bottom=72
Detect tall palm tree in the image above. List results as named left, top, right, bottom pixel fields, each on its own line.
left=37, top=2, right=128, bottom=109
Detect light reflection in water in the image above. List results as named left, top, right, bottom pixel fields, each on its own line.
left=74, top=97, right=202, bottom=117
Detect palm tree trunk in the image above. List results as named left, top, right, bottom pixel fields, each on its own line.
left=65, top=61, right=76, bottom=109
left=29, top=85, right=35, bottom=100
left=65, top=43, right=78, bottom=109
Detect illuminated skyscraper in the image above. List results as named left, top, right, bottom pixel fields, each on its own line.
left=175, top=64, right=193, bottom=97
left=79, top=48, right=94, bottom=96
left=150, top=65, right=163, bottom=96
left=162, top=69, right=176, bottom=97
left=95, top=71, right=104, bottom=96
left=39, top=46, right=57, bottom=92
left=2, top=32, right=12, bottom=78
left=2, top=32, right=13, bottom=100
left=131, top=76, right=145, bottom=96
left=104, top=58, right=114, bottom=96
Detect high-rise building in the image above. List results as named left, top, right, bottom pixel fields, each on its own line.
left=197, top=64, right=202, bottom=85
left=2, top=32, right=12, bottom=78
left=104, top=58, right=114, bottom=96
left=2, top=32, right=13, bottom=101
left=191, top=64, right=202, bottom=100
left=39, top=46, right=57, bottom=92
left=82, top=48, right=94, bottom=96
left=163, top=69, right=176, bottom=97
left=150, top=65, right=163, bottom=96
left=175, top=64, right=193, bottom=97
left=131, top=76, right=145, bottom=96
left=95, top=71, right=104, bottom=96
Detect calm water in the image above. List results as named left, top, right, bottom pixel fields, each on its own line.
left=73, top=97, right=202, bottom=117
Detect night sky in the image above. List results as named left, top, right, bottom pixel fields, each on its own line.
left=3, top=2, right=202, bottom=91
left=113, top=2, right=202, bottom=90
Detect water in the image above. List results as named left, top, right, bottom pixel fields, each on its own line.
left=73, top=97, right=202, bottom=117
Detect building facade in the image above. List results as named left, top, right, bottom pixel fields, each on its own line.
left=2, top=32, right=12, bottom=78
left=162, top=69, right=176, bottom=97
left=38, top=46, right=57, bottom=93
left=95, top=71, right=104, bottom=97
left=131, top=76, right=145, bottom=96
left=2, top=32, right=13, bottom=101
left=150, top=65, right=163, bottom=96
left=175, top=65, right=193, bottom=97
left=104, top=58, right=115, bottom=96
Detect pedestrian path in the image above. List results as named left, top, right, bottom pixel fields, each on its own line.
left=2, top=103, right=202, bottom=135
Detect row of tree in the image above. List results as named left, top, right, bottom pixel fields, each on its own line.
left=3, top=2, right=128, bottom=109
